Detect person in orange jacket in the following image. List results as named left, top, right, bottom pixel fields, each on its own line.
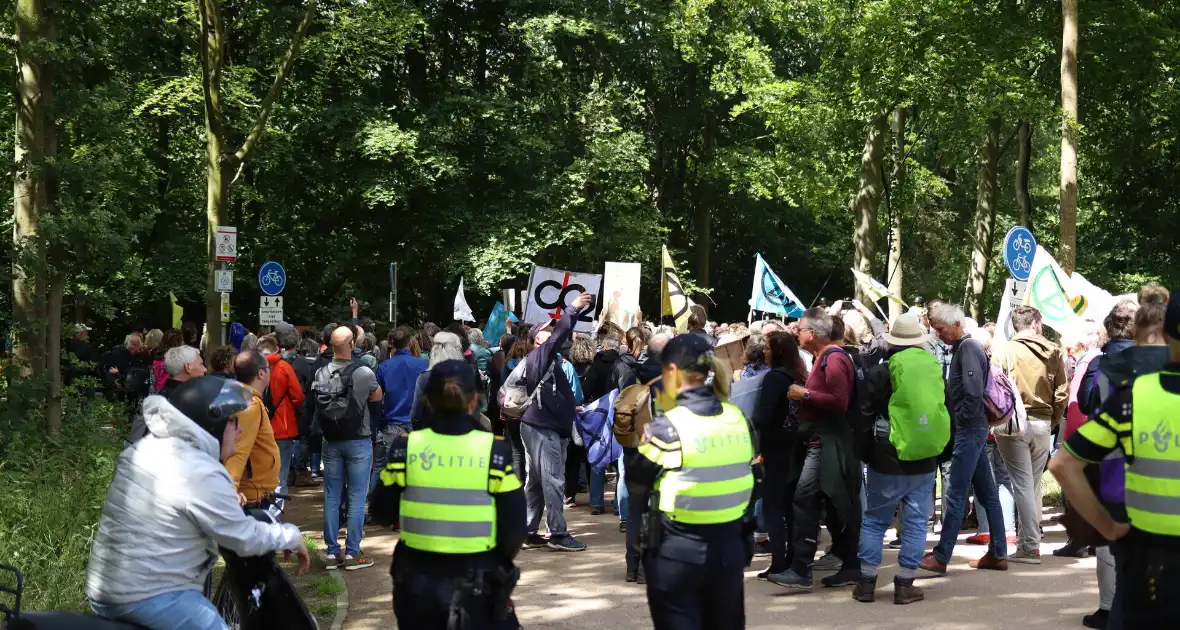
left=258, top=336, right=306, bottom=493
left=225, top=349, right=283, bottom=504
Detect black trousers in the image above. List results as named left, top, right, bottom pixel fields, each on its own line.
left=644, top=534, right=745, bottom=630
left=790, top=440, right=861, bottom=575
left=1112, top=533, right=1180, bottom=628
left=393, top=574, right=520, bottom=630
left=565, top=443, right=588, bottom=500
left=761, top=455, right=797, bottom=573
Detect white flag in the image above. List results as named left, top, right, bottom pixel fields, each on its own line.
left=1023, top=246, right=1085, bottom=335
left=453, top=277, right=475, bottom=322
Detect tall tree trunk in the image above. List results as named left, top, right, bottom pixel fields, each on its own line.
left=45, top=274, right=64, bottom=433
left=12, top=0, right=53, bottom=385
left=197, top=0, right=317, bottom=360
left=1016, top=119, right=1034, bottom=231
left=1059, top=0, right=1079, bottom=273
left=887, top=107, right=907, bottom=323
left=852, top=113, right=888, bottom=305
left=695, top=112, right=716, bottom=291
left=965, top=117, right=1002, bottom=321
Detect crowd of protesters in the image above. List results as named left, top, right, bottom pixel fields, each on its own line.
left=80, top=282, right=1177, bottom=629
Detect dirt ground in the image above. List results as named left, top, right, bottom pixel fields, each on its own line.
left=287, top=484, right=1097, bottom=630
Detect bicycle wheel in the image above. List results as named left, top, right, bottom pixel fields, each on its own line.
left=213, top=574, right=242, bottom=630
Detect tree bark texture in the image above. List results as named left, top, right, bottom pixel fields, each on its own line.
left=1059, top=0, right=1079, bottom=273
left=45, top=275, right=64, bottom=433
left=197, top=0, right=317, bottom=360
left=12, top=0, right=53, bottom=382
left=1016, top=119, right=1034, bottom=232
left=887, top=107, right=907, bottom=323
left=852, top=113, right=888, bottom=305
left=965, top=117, right=1002, bottom=321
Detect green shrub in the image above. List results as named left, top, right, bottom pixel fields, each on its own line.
left=0, top=394, right=126, bottom=612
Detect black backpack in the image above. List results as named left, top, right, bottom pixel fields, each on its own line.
left=311, top=362, right=366, bottom=441
left=288, top=354, right=316, bottom=435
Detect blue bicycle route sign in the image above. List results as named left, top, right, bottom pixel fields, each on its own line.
left=1003, top=226, right=1036, bottom=281
left=258, top=261, right=287, bottom=296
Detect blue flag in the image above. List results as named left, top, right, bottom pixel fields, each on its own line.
left=483, top=302, right=517, bottom=345
left=750, top=253, right=805, bottom=318
left=575, top=390, right=622, bottom=473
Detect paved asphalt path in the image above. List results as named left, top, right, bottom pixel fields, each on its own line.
left=288, top=483, right=1098, bottom=629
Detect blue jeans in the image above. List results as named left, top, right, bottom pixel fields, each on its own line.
left=368, top=423, right=411, bottom=502
left=277, top=438, right=296, bottom=494
left=589, top=466, right=607, bottom=509
left=859, top=469, right=936, bottom=573
left=934, top=426, right=1007, bottom=563
left=91, top=590, right=227, bottom=630
left=520, top=423, right=568, bottom=538
left=323, top=439, right=373, bottom=557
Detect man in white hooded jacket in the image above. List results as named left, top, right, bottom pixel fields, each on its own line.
left=86, top=377, right=309, bottom=630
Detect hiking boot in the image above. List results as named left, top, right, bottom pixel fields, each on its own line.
left=821, top=568, right=863, bottom=588
left=893, top=576, right=925, bottom=605
left=344, top=552, right=375, bottom=571
left=812, top=552, right=842, bottom=571
left=969, top=553, right=1008, bottom=571
left=766, top=568, right=813, bottom=591
left=324, top=554, right=341, bottom=571
left=547, top=535, right=587, bottom=552
left=1082, top=608, right=1110, bottom=629
left=852, top=577, right=877, bottom=603
left=1009, top=549, right=1042, bottom=564
left=1053, top=541, right=1089, bottom=558
left=919, top=552, right=947, bottom=575
left=522, top=534, right=548, bottom=549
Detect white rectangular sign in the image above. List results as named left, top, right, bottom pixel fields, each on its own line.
left=215, top=269, right=234, bottom=293
left=601, top=262, right=642, bottom=329
left=215, top=226, right=238, bottom=262
left=259, top=295, right=283, bottom=326
left=523, top=266, right=602, bottom=334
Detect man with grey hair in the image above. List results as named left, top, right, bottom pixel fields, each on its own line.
left=768, top=308, right=863, bottom=590
left=129, top=345, right=208, bottom=443
left=163, top=345, right=207, bottom=398
left=920, top=303, right=1009, bottom=574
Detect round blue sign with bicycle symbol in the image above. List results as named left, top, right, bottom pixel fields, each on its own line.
left=1003, top=226, right=1036, bottom=281
left=258, top=261, right=286, bottom=296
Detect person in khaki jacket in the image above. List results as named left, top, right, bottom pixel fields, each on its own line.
left=224, top=349, right=283, bottom=505
left=994, top=306, right=1069, bottom=564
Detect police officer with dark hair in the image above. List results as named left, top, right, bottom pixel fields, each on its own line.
left=626, top=334, right=756, bottom=630
left=371, top=360, right=526, bottom=630
left=1051, top=288, right=1180, bottom=627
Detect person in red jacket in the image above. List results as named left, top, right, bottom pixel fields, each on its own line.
left=258, top=336, right=305, bottom=493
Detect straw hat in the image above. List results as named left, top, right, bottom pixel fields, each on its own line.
left=883, top=313, right=930, bottom=347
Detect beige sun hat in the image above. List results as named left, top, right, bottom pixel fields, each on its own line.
left=883, top=313, right=930, bottom=347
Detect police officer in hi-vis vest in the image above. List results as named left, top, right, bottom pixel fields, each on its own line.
left=626, top=334, right=758, bottom=630
left=371, top=360, right=527, bottom=630
left=1051, top=288, right=1180, bottom=627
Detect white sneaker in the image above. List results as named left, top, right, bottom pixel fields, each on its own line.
left=325, top=554, right=341, bottom=571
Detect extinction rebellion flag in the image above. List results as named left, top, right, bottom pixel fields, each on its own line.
left=750, top=254, right=805, bottom=318
left=661, top=246, right=694, bottom=333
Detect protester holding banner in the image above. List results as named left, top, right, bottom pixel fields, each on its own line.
left=520, top=292, right=594, bottom=552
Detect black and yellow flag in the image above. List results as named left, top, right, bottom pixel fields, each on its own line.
left=661, top=246, right=694, bottom=332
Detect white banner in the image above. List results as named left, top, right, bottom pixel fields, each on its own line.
left=601, top=262, right=642, bottom=330
left=523, top=266, right=602, bottom=333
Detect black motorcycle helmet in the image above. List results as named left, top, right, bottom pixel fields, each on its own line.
left=170, top=376, right=255, bottom=442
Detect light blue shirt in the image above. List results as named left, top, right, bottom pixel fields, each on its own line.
left=558, top=354, right=584, bottom=406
